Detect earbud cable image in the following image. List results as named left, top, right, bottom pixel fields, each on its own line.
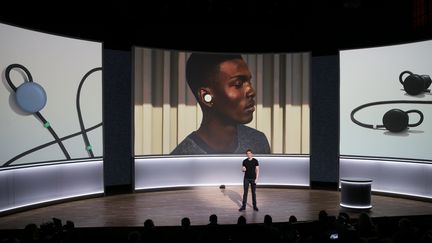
left=351, top=100, right=432, bottom=130
left=76, top=67, right=102, bottom=158
left=5, top=64, right=71, bottom=161
left=3, top=64, right=102, bottom=166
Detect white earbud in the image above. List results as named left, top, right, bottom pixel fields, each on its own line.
left=204, top=94, right=212, bottom=103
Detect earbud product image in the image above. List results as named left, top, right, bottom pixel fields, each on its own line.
left=382, top=109, right=423, bottom=132
left=350, top=70, right=432, bottom=133
left=399, top=70, right=431, bottom=96
left=5, top=64, right=47, bottom=113
left=351, top=100, right=431, bottom=133
left=5, top=63, right=70, bottom=160
left=3, top=63, right=102, bottom=166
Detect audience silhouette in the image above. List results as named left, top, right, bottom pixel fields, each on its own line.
left=1, top=211, right=431, bottom=243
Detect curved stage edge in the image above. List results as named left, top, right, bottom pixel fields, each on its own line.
left=340, top=157, right=432, bottom=200
left=134, top=155, right=310, bottom=190
left=0, top=159, right=104, bottom=215
left=1, top=155, right=431, bottom=219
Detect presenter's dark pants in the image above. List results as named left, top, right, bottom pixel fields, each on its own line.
left=242, top=178, right=257, bottom=207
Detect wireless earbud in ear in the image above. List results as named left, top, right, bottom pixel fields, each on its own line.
left=399, top=70, right=432, bottom=96
left=204, top=94, right=212, bottom=103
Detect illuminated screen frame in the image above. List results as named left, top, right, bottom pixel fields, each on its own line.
left=135, top=155, right=310, bottom=190
left=133, top=47, right=311, bottom=156
left=0, top=159, right=104, bottom=214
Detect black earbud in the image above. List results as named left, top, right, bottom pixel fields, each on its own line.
left=351, top=70, right=432, bottom=133
left=382, top=109, right=423, bottom=132
left=351, top=100, right=432, bottom=133
left=399, top=70, right=432, bottom=96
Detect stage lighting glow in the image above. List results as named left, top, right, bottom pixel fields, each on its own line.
left=135, top=155, right=310, bottom=190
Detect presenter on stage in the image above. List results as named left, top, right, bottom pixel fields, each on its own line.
left=239, top=149, right=259, bottom=211
left=170, top=53, right=270, bottom=155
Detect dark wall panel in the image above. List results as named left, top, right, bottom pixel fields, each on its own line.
left=103, top=48, right=133, bottom=193
left=310, top=54, right=340, bottom=188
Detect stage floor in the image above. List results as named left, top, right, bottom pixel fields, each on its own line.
left=1, top=186, right=431, bottom=229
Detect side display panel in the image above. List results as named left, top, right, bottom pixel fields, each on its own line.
left=0, top=23, right=102, bottom=166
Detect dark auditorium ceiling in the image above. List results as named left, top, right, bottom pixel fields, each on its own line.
left=1, top=0, right=431, bottom=53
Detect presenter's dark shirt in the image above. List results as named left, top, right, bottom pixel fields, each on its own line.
left=243, top=158, right=259, bottom=179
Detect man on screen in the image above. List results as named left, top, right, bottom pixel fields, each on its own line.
left=170, top=53, right=271, bottom=155
left=239, top=149, right=259, bottom=211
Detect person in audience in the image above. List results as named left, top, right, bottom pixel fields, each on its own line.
left=178, top=217, right=197, bottom=243
left=142, top=219, right=158, bottom=243
left=237, top=215, right=247, bottom=225
left=335, top=212, right=356, bottom=242
left=313, top=210, right=337, bottom=242
left=284, top=216, right=300, bottom=243
left=64, top=220, right=75, bottom=230
left=208, top=214, right=218, bottom=226
left=289, top=215, right=298, bottom=223
left=393, top=217, right=420, bottom=243
left=127, top=231, right=141, bottom=243
left=181, top=217, right=191, bottom=228
left=262, top=215, right=282, bottom=242
left=336, top=212, right=354, bottom=230
left=264, top=214, right=273, bottom=226
left=171, top=52, right=271, bottom=155
left=421, top=229, right=432, bottom=243
left=62, top=220, right=77, bottom=243
left=203, top=214, right=226, bottom=242
left=356, top=213, right=378, bottom=239
left=144, top=219, right=155, bottom=229
left=317, top=210, right=330, bottom=230
left=232, top=215, right=251, bottom=243
left=374, top=219, right=394, bottom=243
left=22, top=223, right=39, bottom=243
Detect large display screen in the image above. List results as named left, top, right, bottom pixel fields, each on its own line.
left=340, top=40, right=432, bottom=162
left=0, top=23, right=103, bottom=166
left=134, top=48, right=310, bottom=155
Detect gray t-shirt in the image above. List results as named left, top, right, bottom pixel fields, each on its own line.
left=170, top=125, right=271, bottom=155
